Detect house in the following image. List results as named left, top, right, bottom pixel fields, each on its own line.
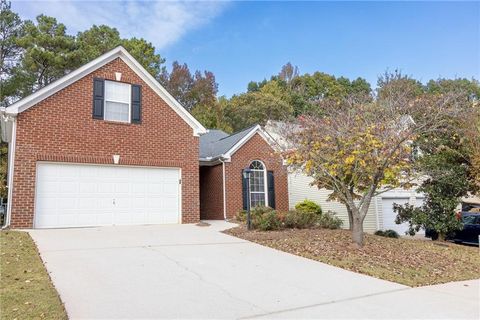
left=0, top=46, right=208, bottom=228
left=0, top=46, right=289, bottom=229
left=199, top=125, right=289, bottom=220
left=263, top=121, right=425, bottom=234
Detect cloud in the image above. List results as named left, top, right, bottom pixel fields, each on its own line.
left=12, top=0, right=229, bottom=49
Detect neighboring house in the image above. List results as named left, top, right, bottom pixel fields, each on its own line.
left=264, top=120, right=424, bottom=233
left=199, top=125, right=289, bottom=220
left=0, top=46, right=207, bottom=228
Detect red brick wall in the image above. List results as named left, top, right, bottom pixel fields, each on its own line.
left=11, top=57, right=200, bottom=228
left=224, top=133, right=289, bottom=219
left=199, top=165, right=224, bottom=220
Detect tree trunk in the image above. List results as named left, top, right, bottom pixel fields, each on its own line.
left=351, top=218, right=364, bottom=247
left=346, top=206, right=354, bottom=231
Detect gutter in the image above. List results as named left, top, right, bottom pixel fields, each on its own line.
left=220, top=158, right=227, bottom=220
left=0, top=108, right=16, bottom=229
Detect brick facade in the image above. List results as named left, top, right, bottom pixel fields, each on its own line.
left=10, top=57, right=200, bottom=228
left=200, top=133, right=289, bottom=220
left=199, top=165, right=224, bottom=220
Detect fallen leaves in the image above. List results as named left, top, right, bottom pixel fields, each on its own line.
left=224, top=226, right=480, bottom=287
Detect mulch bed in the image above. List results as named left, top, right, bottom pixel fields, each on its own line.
left=224, top=226, right=480, bottom=287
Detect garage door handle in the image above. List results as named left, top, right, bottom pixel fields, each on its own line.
left=113, top=199, right=116, bottom=205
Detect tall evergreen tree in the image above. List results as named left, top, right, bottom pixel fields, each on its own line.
left=0, top=0, right=25, bottom=106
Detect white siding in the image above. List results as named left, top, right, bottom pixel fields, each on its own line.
left=288, top=172, right=379, bottom=232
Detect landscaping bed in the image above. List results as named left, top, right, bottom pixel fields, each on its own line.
left=0, top=231, right=67, bottom=320
left=224, top=226, right=480, bottom=287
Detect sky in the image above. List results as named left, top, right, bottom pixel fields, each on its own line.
left=12, top=1, right=480, bottom=97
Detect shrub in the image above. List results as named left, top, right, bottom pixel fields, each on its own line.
left=253, top=210, right=282, bottom=231
left=318, top=211, right=343, bottom=229
left=384, top=229, right=400, bottom=238
left=284, top=210, right=318, bottom=229
left=236, top=210, right=247, bottom=222
left=295, top=200, right=322, bottom=216
left=375, top=229, right=400, bottom=238
left=236, top=206, right=272, bottom=223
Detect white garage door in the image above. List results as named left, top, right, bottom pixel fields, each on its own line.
left=382, top=198, right=424, bottom=235
left=34, top=163, right=181, bottom=228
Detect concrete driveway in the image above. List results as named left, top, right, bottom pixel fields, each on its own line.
left=29, top=222, right=479, bottom=319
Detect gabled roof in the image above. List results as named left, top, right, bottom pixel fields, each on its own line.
left=3, top=46, right=206, bottom=136
left=199, top=124, right=273, bottom=161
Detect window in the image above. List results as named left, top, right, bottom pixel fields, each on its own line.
left=249, top=160, right=267, bottom=208
left=104, top=80, right=131, bottom=123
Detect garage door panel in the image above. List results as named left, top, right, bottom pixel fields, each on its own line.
left=35, top=163, right=181, bottom=228
left=382, top=198, right=424, bottom=235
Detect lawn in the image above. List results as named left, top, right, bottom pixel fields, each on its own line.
left=225, top=226, right=480, bottom=287
left=0, top=231, right=67, bottom=320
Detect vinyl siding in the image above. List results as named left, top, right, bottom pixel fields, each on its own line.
left=288, top=171, right=379, bottom=232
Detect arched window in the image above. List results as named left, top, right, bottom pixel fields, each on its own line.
left=249, top=160, right=267, bottom=208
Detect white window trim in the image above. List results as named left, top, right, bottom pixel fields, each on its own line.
left=249, top=160, right=269, bottom=208
left=104, top=80, right=131, bottom=123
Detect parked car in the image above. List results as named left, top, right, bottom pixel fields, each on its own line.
left=447, top=213, right=480, bottom=246
left=425, top=211, right=480, bottom=245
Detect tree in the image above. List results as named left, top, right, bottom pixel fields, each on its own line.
left=160, top=61, right=194, bottom=109
left=224, top=88, right=293, bottom=131
left=159, top=61, right=219, bottom=114
left=0, top=0, right=25, bottom=106
left=77, top=26, right=165, bottom=78
left=191, top=97, right=232, bottom=133
left=122, top=37, right=165, bottom=77
left=466, top=113, right=480, bottom=188
left=15, top=15, right=79, bottom=95
left=394, top=79, right=480, bottom=239
left=283, top=73, right=471, bottom=247
left=76, top=25, right=122, bottom=63
left=278, top=62, right=299, bottom=85
left=394, top=145, right=470, bottom=240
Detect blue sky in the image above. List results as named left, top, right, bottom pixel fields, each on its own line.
left=13, top=1, right=480, bottom=97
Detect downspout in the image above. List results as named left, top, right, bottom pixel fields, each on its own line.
left=1, top=110, right=16, bottom=229
left=220, top=158, right=227, bottom=220
left=374, top=195, right=380, bottom=231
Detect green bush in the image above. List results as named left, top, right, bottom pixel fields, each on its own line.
left=318, top=211, right=343, bottom=229
left=374, top=229, right=400, bottom=238
left=253, top=210, right=282, bottom=231
left=236, top=206, right=271, bottom=223
left=295, top=200, right=322, bottom=215
left=284, top=210, right=318, bottom=229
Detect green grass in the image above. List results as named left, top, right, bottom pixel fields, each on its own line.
left=0, top=231, right=67, bottom=320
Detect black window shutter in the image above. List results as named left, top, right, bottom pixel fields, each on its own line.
left=267, top=171, right=276, bottom=209
left=242, top=170, right=248, bottom=210
left=92, top=78, right=104, bottom=119
left=131, top=84, right=142, bottom=123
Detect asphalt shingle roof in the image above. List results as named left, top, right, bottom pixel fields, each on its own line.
left=199, top=125, right=257, bottom=159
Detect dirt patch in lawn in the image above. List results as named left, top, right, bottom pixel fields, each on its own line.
left=0, top=231, right=67, bottom=320
left=224, top=226, right=480, bottom=287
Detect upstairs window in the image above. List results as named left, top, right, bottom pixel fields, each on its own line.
left=104, top=80, right=131, bottom=123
